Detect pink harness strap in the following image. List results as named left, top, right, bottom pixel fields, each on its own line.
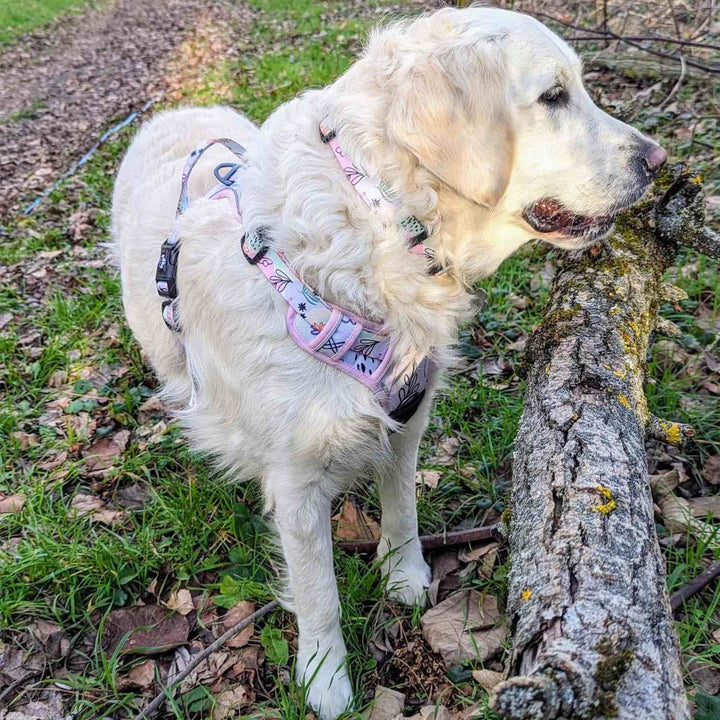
left=157, top=126, right=434, bottom=424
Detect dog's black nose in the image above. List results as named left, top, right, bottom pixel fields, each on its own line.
left=640, top=143, right=668, bottom=178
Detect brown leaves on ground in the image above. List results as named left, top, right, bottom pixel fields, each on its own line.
left=368, top=685, right=405, bottom=720
left=69, top=493, right=125, bottom=525
left=429, top=437, right=460, bottom=466
left=212, top=685, right=255, bottom=719
left=0, top=642, right=44, bottom=687
left=167, top=641, right=256, bottom=714
left=222, top=601, right=256, bottom=648
left=28, top=621, right=70, bottom=660
left=332, top=496, right=380, bottom=541
left=0, top=691, right=64, bottom=720
left=472, top=668, right=504, bottom=693
left=0, top=494, right=26, bottom=515
left=82, top=429, right=130, bottom=471
left=0, top=0, right=254, bottom=215
left=371, top=623, right=449, bottom=704
left=116, top=659, right=157, bottom=691
left=102, top=605, right=190, bottom=656
left=367, top=684, right=462, bottom=720
left=164, top=588, right=195, bottom=616
left=416, top=470, right=442, bottom=491
left=702, top=455, right=720, bottom=485
left=99, top=592, right=262, bottom=715
left=421, top=590, right=506, bottom=667
left=686, top=657, right=720, bottom=695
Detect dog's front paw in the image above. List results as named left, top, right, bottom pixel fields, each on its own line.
left=379, top=540, right=432, bottom=607
left=298, top=638, right=353, bottom=719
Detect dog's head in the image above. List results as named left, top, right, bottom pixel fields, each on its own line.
left=376, top=7, right=667, bottom=251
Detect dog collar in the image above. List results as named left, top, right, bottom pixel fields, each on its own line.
left=319, top=121, right=438, bottom=269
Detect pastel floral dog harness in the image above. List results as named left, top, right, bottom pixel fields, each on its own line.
left=156, top=125, right=435, bottom=424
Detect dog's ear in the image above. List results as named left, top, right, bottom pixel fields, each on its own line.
left=387, top=46, right=514, bottom=208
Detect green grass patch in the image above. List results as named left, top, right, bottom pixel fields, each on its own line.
left=0, top=0, right=97, bottom=44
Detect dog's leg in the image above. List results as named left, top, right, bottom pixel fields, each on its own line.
left=271, top=470, right=352, bottom=719
left=377, top=409, right=432, bottom=606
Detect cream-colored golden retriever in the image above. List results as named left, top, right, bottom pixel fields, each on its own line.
left=112, top=6, right=666, bottom=717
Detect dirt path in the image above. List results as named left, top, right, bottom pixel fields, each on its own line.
left=0, top=0, right=253, bottom=217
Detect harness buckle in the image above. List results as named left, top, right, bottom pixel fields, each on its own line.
left=214, top=162, right=240, bottom=186
left=240, top=227, right=270, bottom=265
left=156, top=237, right=180, bottom=299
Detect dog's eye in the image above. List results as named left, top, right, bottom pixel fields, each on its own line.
left=539, top=85, right=567, bottom=105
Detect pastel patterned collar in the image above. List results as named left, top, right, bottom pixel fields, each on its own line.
left=319, top=120, right=437, bottom=269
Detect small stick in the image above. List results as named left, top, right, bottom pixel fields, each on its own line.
left=525, top=9, right=720, bottom=73
left=670, top=560, right=720, bottom=611
left=658, top=54, right=687, bottom=110
left=684, top=226, right=720, bottom=261
left=131, top=600, right=279, bottom=720
left=338, top=524, right=500, bottom=555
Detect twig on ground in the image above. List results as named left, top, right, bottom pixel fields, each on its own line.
left=658, top=54, right=687, bottom=109
left=337, top=524, right=500, bottom=555
left=131, top=600, right=279, bottom=720
left=23, top=95, right=162, bottom=216
left=0, top=678, right=25, bottom=708
left=524, top=10, right=720, bottom=73
left=670, top=560, right=720, bottom=611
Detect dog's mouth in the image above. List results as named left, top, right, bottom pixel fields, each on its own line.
left=523, top=198, right=617, bottom=240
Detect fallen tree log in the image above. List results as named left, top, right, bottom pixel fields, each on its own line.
left=491, top=167, right=715, bottom=720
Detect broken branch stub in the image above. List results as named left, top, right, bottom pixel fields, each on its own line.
left=491, top=166, right=712, bottom=720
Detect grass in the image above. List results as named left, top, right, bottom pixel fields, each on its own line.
left=1, top=0, right=719, bottom=717
left=0, top=0, right=96, bottom=44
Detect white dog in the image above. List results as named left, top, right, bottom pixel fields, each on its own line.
left=112, top=6, right=666, bottom=717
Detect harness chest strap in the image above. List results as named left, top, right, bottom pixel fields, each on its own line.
left=156, top=127, right=434, bottom=423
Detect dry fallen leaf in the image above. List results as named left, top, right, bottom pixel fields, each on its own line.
left=0, top=494, right=26, bottom=515
left=12, top=431, right=38, bottom=450
left=165, top=589, right=195, bottom=616
left=82, top=429, right=130, bottom=471
left=687, top=496, right=720, bottom=518
left=103, top=605, right=190, bottom=655
left=458, top=543, right=498, bottom=564
left=212, top=685, right=254, bottom=719
left=368, top=685, right=405, bottom=720
left=472, top=668, right=504, bottom=693
left=421, top=590, right=506, bottom=666
left=37, top=450, right=68, bottom=471
left=703, top=456, right=720, bottom=486
left=223, top=600, right=255, bottom=648
left=2, top=693, right=64, bottom=720
left=47, top=370, right=68, bottom=388
left=169, top=644, right=238, bottom=692
left=431, top=436, right=460, bottom=466
left=69, top=493, right=125, bottom=525
left=29, top=620, right=69, bottom=659
left=138, top=395, right=164, bottom=423
left=416, top=469, right=442, bottom=490
left=332, top=497, right=380, bottom=541
left=117, top=659, right=156, bottom=691
left=116, top=482, right=151, bottom=510
left=65, top=412, right=97, bottom=442
left=0, top=643, right=45, bottom=686
left=686, top=657, right=720, bottom=695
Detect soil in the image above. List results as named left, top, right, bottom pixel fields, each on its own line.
left=0, top=0, right=254, bottom=217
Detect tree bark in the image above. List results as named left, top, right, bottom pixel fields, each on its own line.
left=491, top=167, right=711, bottom=720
